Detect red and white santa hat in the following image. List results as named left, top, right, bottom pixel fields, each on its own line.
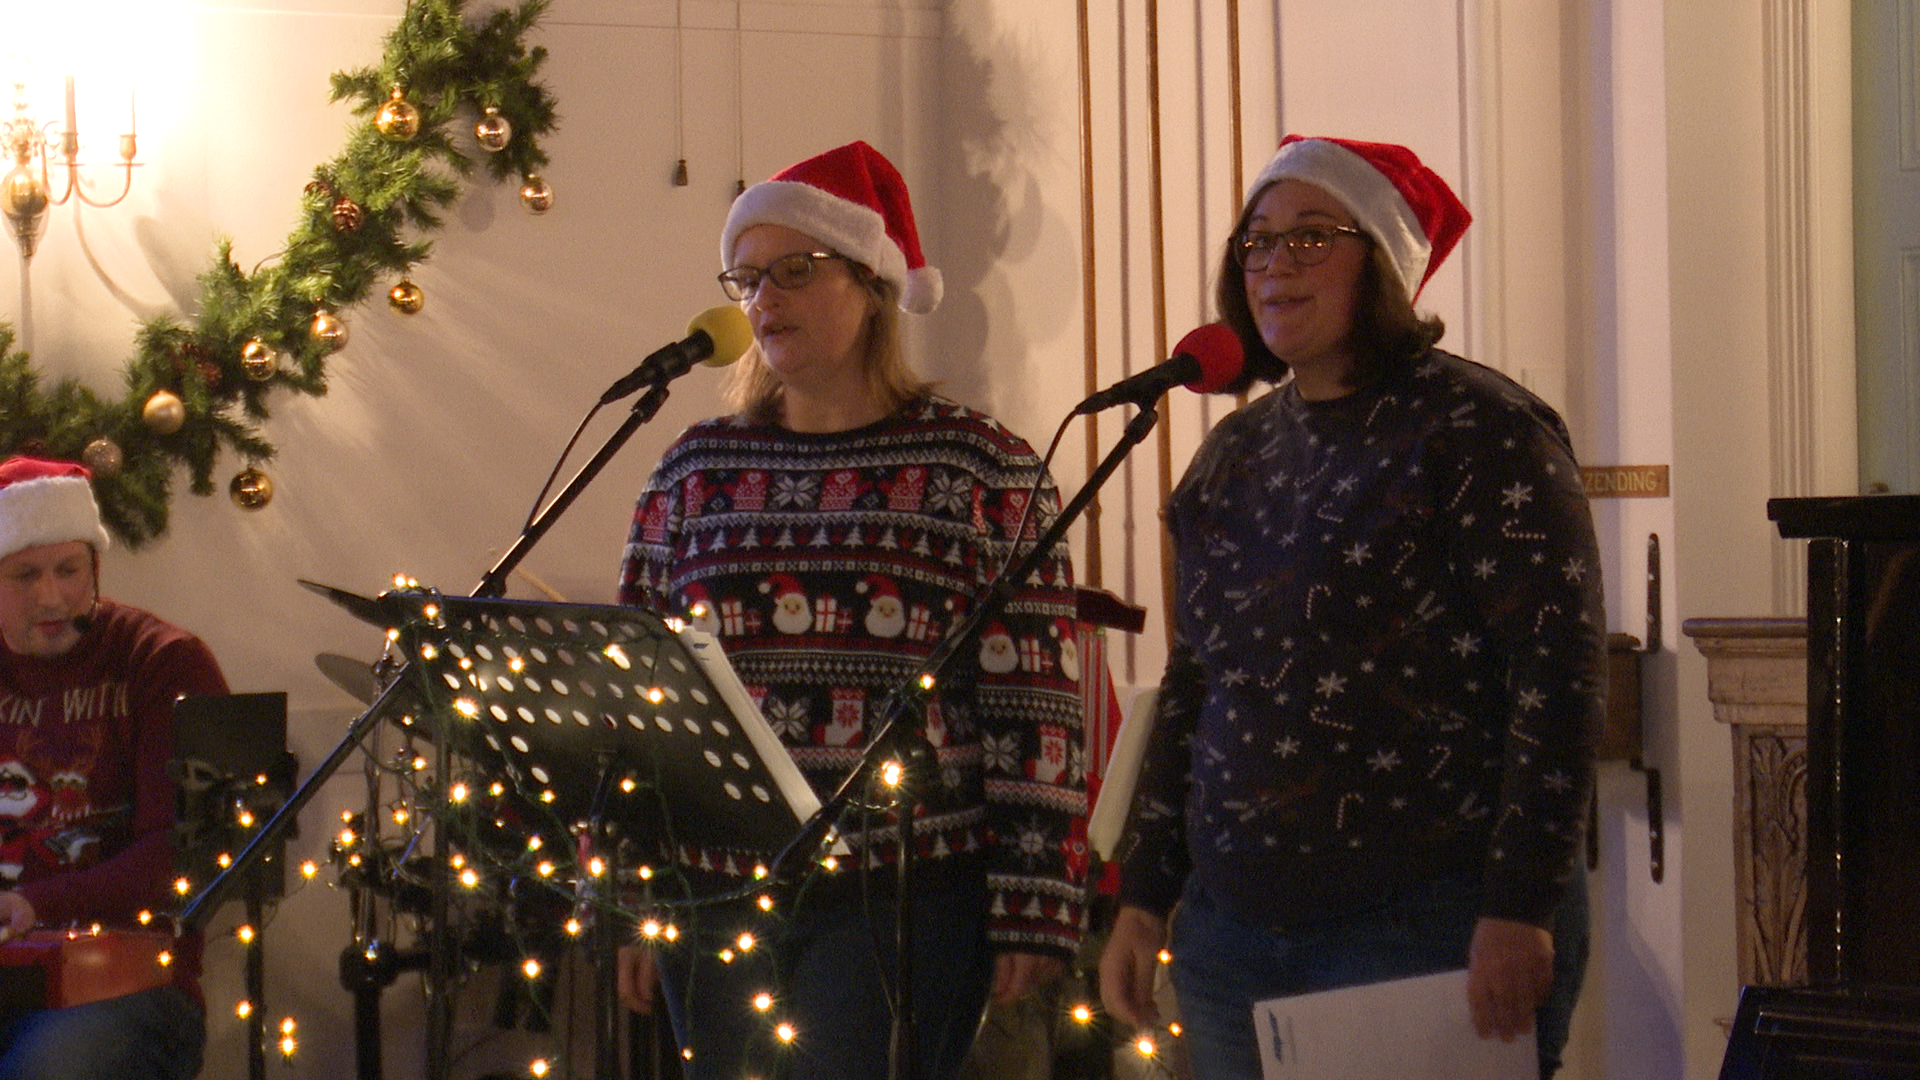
left=759, top=573, right=806, bottom=600
left=722, top=140, right=943, bottom=315
left=855, top=574, right=900, bottom=602
left=0, top=456, right=111, bottom=562
left=1245, top=135, right=1471, bottom=302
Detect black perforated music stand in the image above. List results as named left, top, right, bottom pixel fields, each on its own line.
left=398, top=594, right=821, bottom=865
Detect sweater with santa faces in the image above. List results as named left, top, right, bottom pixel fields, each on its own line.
left=0, top=598, right=228, bottom=990
left=1117, top=350, right=1605, bottom=932
left=618, top=396, right=1088, bottom=956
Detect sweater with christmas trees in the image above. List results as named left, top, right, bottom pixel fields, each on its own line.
left=618, top=395, right=1087, bottom=956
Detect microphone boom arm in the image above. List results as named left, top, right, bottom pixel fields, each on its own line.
left=475, top=382, right=674, bottom=598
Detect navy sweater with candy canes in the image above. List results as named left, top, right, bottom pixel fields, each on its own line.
left=1117, top=350, right=1605, bottom=931
left=617, top=395, right=1087, bottom=956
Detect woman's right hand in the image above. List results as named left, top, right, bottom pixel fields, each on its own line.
left=616, top=944, right=658, bottom=1015
left=1098, top=904, right=1168, bottom=1028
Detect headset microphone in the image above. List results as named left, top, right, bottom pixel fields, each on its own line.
left=72, top=598, right=97, bottom=634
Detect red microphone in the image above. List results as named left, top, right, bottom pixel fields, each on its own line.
left=1073, top=324, right=1244, bottom=415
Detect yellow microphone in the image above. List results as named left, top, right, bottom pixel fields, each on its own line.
left=598, top=305, right=754, bottom=404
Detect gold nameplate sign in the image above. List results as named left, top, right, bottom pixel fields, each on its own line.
left=1580, top=465, right=1669, bottom=498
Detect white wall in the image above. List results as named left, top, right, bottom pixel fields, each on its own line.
left=2, top=0, right=1850, bottom=1076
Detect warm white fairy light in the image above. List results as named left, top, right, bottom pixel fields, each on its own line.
left=137, top=910, right=153, bottom=925
left=522, top=958, right=543, bottom=979
left=300, top=860, right=318, bottom=878
left=735, top=932, right=756, bottom=953
left=881, top=761, right=904, bottom=788
left=663, top=924, right=679, bottom=942
left=173, top=877, right=191, bottom=895
left=620, top=777, right=637, bottom=793
left=454, top=698, right=478, bottom=718
left=509, top=656, right=525, bottom=673
left=236, top=1000, right=253, bottom=1019
left=564, top=918, right=582, bottom=936
left=588, top=856, right=606, bottom=876
left=157, top=950, right=173, bottom=967
left=237, top=808, right=255, bottom=828
left=640, top=919, right=662, bottom=939
left=530, top=1060, right=551, bottom=1078
left=719, top=948, right=736, bottom=963
left=236, top=925, right=256, bottom=945
left=459, top=867, right=481, bottom=888
left=775, top=1022, right=797, bottom=1044
left=1134, top=1034, right=1157, bottom=1058
left=216, top=853, right=233, bottom=868
left=752, top=992, right=773, bottom=1011
left=646, top=687, right=665, bottom=705
left=1157, top=948, right=1172, bottom=965
left=536, top=860, right=556, bottom=878
left=637, top=865, right=654, bottom=880
left=420, top=644, right=439, bottom=660
left=756, top=894, right=774, bottom=912
left=1070, top=1003, right=1093, bottom=1024
left=752, top=864, right=769, bottom=880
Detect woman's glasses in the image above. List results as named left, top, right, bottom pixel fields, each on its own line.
left=1232, top=225, right=1367, bottom=273
left=718, top=251, right=847, bottom=300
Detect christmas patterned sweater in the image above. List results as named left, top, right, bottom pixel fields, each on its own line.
left=0, top=598, right=228, bottom=992
left=1118, top=350, right=1605, bottom=930
left=617, top=395, right=1087, bottom=956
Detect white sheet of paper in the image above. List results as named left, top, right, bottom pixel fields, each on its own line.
left=1255, top=969, right=1537, bottom=1080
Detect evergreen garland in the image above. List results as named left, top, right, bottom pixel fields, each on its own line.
left=0, top=0, right=558, bottom=547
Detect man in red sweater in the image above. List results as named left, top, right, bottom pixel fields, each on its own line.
left=0, top=455, right=227, bottom=1080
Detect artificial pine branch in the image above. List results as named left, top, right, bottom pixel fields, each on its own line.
left=0, top=0, right=558, bottom=547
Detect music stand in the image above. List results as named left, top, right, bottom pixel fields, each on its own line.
left=172, top=691, right=295, bottom=1080
left=397, top=594, right=821, bottom=865
left=377, top=591, right=826, bottom=1077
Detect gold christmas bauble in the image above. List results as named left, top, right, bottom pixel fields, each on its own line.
left=519, top=174, right=554, bottom=214
left=331, top=197, right=365, bottom=232
left=142, top=390, right=186, bottom=435
left=310, top=310, right=349, bottom=352
left=240, top=338, right=277, bottom=381
left=230, top=467, right=274, bottom=510
left=81, top=437, right=124, bottom=477
left=388, top=279, right=425, bottom=315
left=375, top=88, right=421, bottom=141
left=474, top=107, right=512, bottom=153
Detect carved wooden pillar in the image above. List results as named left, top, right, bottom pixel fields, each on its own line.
left=1682, top=617, right=1808, bottom=987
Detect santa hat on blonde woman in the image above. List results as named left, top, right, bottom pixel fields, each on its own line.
left=0, top=456, right=111, bottom=562
left=722, top=140, right=943, bottom=315
left=1245, top=135, right=1471, bottom=301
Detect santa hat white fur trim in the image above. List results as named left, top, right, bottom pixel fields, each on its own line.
left=0, top=474, right=112, bottom=561
left=723, top=180, right=944, bottom=315
left=1247, top=138, right=1431, bottom=301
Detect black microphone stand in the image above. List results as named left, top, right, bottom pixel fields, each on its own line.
left=766, top=400, right=1165, bottom=1080
left=181, top=379, right=681, bottom=1080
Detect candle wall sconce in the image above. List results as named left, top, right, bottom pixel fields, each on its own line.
left=1, top=75, right=137, bottom=259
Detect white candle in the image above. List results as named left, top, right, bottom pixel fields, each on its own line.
left=63, top=75, right=75, bottom=136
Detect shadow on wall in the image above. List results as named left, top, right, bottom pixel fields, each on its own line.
left=929, top=0, right=1081, bottom=430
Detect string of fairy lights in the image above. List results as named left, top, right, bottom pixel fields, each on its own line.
left=164, top=576, right=1190, bottom=1076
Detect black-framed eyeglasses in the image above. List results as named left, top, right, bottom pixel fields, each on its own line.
left=718, top=251, right=847, bottom=300
left=1232, top=224, right=1367, bottom=273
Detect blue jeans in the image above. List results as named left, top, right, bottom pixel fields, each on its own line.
left=657, top=856, right=993, bottom=1080
left=0, top=984, right=204, bottom=1080
left=1168, top=873, right=1588, bottom=1080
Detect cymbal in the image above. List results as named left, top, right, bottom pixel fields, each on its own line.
left=314, top=652, right=381, bottom=705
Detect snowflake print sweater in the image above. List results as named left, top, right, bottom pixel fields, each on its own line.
left=618, top=395, right=1087, bottom=957
left=1117, top=350, right=1605, bottom=931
